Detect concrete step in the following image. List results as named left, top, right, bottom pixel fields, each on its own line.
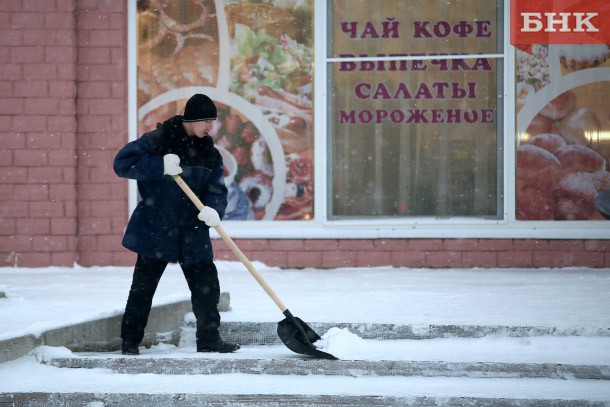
left=214, top=320, right=610, bottom=346
left=1, top=391, right=608, bottom=407
left=46, top=351, right=610, bottom=381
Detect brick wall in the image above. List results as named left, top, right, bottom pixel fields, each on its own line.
left=74, top=0, right=131, bottom=266
left=0, top=1, right=609, bottom=270
left=212, top=238, right=610, bottom=269
left=0, top=0, right=78, bottom=267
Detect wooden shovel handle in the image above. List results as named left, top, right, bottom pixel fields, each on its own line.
left=172, top=175, right=288, bottom=313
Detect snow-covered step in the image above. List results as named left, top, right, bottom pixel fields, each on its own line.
left=46, top=354, right=610, bottom=381
left=216, top=320, right=610, bottom=346
left=1, top=391, right=608, bottom=407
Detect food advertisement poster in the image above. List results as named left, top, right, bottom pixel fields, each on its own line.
left=136, top=0, right=314, bottom=221
left=516, top=43, right=610, bottom=220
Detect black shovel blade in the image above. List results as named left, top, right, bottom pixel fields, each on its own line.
left=277, top=312, right=338, bottom=360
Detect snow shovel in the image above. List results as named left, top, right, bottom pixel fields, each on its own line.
left=172, top=175, right=337, bottom=360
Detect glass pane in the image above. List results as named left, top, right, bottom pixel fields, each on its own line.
left=136, top=0, right=314, bottom=221
left=330, top=0, right=501, bottom=57
left=329, top=58, right=500, bottom=217
left=327, top=0, right=503, bottom=219
left=516, top=44, right=610, bottom=220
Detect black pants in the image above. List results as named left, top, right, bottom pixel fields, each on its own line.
left=121, top=255, right=221, bottom=347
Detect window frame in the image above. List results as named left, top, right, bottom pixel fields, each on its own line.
left=126, top=0, right=610, bottom=239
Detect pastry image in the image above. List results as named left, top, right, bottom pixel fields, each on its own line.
left=559, top=44, right=610, bottom=72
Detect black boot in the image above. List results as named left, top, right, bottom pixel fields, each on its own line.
left=197, top=339, right=240, bottom=353
left=121, top=341, right=140, bottom=355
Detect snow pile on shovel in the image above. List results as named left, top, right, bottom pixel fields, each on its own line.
left=314, top=328, right=366, bottom=360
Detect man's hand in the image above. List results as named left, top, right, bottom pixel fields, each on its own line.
left=163, top=154, right=183, bottom=176
left=198, top=206, right=220, bottom=227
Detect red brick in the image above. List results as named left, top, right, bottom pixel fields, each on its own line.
left=443, top=239, right=479, bottom=251
left=584, top=240, right=610, bottom=251
left=23, top=29, right=54, bottom=46
left=23, top=64, right=57, bottom=80
left=0, top=28, right=22, bottom=46
left=462, top=251, right=498, bottom=268
left=29, top=201, right=64, bottom=217
left=49, top=81, right=76, bottom=98
left=0, top=64, right=22, bottom=80
left=338, top=239, right=374, bottom=251
left=26, top=133, right=62, bottom=149
left=547, top=240, right=584, bottom=251
left=13, top=183, right=49, bottom=200
left=45, top=13, right=76, bottom=29
left=268, top=239, right=304, bottom=251
left=23, top=0, right=58, bottom=12
left=90, top=200, right=123, bottom=217
left=0, top=235, right=33, bottom=251
left=45, top=46, right=75, bottom=64
left=322, top=251, right=358, bottom=268
left=96, top=234, right=123, bottom=251
left=78, top=218, right=112, bottom=235
left=78, top=251, right=113, bottom=267
left=409, top=239, right=443, bottom=251
left=11, top=46, right=44, bottom=63
left=0, top=201, right=29, bottom=217
left=426, top=251, right=462, bottom=268
left=0, top=218, right=15, bottom=235
left=88, top=31, right=123, bottom=47
left=356, top=250, right=391, bottom=267
left=0, top=133, right=26, bottom=149
left=497, top=251, right=533, bottom=268
left=51, top=218, right=77, bottom=235
left=13, top=115, right=47, bottom=132
left=514, top=239, right=550, bottom=251
left=0, top=150, right=12, bottom=165
left=1, top=167, right=27, bottom=183
left=32, top=235, right=68, bottom=251
left=533, top=251, right=570, bottom=268
left=79, top=82, right=112, bottom=99
left=391, top=250, right=427, bottom=268
left=51, top=251, right=77, bottom=267
left=77, top=184, right=112, bottom=199
left=79, top=49, right=111, bottom=65
left=287, top=250, right=323, bottom=268
left=0, top=0, right=23, bottom=12
left=76, top=10, right=111, bottom=29
left=14, top=149, right=48, bottom=166
left=15, top=252, right=51, bottom=268
left=477, top=239, right=514, bottom=251
left=303, top=239, right=338, bottom=251
left=49, top=116, right=76, bottom=132
left=248, top=251, right=287, bottom=268
left=28, top=167, right=63, bottom=183
left=11, top=13, right=45, bottom=29
left=49, top=149, right=76, bottom=166
left=375, top=239, right=408, bottom=251
left=568, top=251, right=605, bottom=268
left=0, top=98, right=24, bottom=114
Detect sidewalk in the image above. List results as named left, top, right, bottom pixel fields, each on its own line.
left=1, top=263, right=610, bottom=341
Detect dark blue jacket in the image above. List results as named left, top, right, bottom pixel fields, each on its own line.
left=114, top=116, right=227, bottom=264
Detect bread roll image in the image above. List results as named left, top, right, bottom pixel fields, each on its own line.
left=525, top=114, right=560, bottom=138
left=558, top=108, right=602, bottom=146
left=526, top=133, right=567, bottom=154
left=554, top=144, right=606, bottom=173
left=539, top=91, right=576, bottom=121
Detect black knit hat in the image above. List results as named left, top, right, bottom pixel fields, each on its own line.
left=183, top=94, right=217, bottom=122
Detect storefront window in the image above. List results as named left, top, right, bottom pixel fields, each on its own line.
left=136, top=0, right=314, bottom=221
left=328, top=0, right=504, bottom=218
left=515, top=44, right=610, bottom=220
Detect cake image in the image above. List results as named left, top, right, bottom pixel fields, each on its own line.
left=559, top=44, right=610, bottom=72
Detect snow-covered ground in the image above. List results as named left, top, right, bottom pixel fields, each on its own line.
left=1, top=263, right=610, bottom=400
